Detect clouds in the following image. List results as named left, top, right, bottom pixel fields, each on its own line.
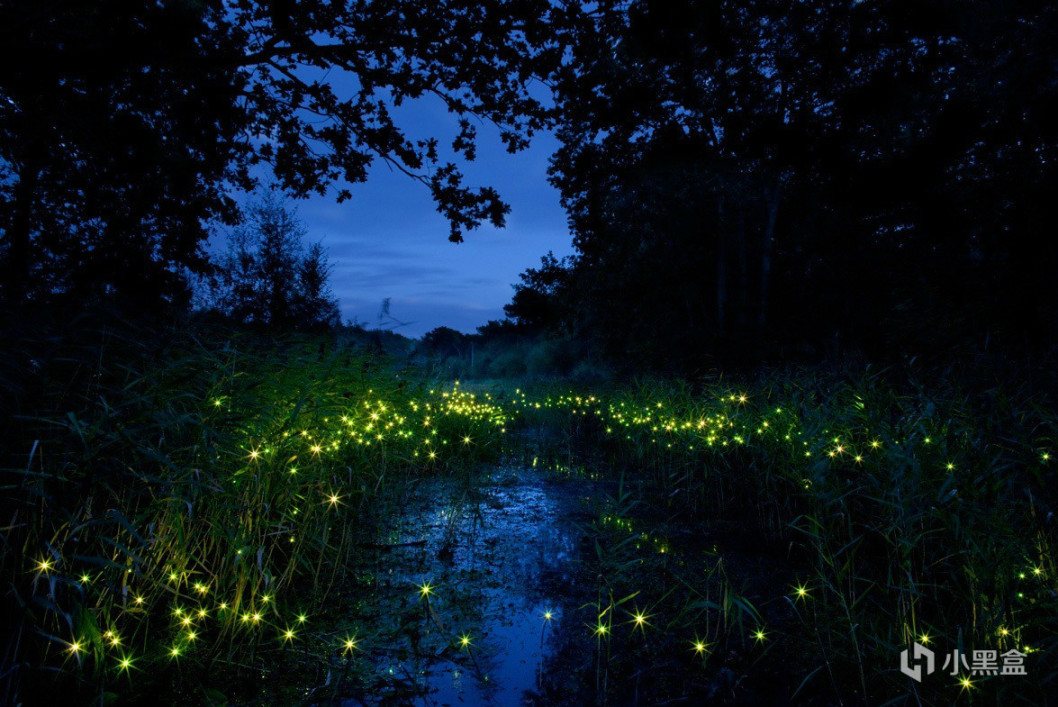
left=210, top=83, right=571, bottom=338
left=287, top=121, right=573, bottom=338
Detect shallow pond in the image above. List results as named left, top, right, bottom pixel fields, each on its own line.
left=345, top=469, right=591, bottom=706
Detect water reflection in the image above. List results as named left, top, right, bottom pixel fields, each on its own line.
left=343, top=471, right=582, bottom=706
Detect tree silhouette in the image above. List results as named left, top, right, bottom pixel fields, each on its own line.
left=214, top=196, right=339, bottom=330
left=504, top=251, right=574, bottom=333
left=0, top=0, right=573, bottom=308
left=295, top=242, right=341, bottom=331
left=542, top=0, right=1058, bottom=367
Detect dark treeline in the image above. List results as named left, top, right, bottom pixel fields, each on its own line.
left=0, top=0, right=566, bottom=315
left=504, top=0, right=1058, bottom=373
left=2, top=1, right=1056, bottom=376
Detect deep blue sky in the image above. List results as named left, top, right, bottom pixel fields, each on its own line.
left=276, top=95, right=574, bottom=339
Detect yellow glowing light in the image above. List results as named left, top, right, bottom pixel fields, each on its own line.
left=542, top=610, right=553, bottom=622
left=106, top=632, right=121, bottom=647
left=871, top=440, right=881, bottom=449
left=919, top=633, right=931, bottom=645
left=194, top=582, right=208, bottom=595
left=169, top=646, right=181, bottom=658
left=297, top=613, right=308, bottom=623
left=459, top=633, right=472, bottom=648
left=134, top=595, right=144, bottom=605
left=1032, top=566, right=1043, bottom=576
left=959, top=675, right=974, bottom=691
left=793, top=583, right=810, bottom=600
left=197, top=609, right=207, bottom=618
left=593, top=623, right=609, bottom=637
left=753, top=628, right=767, bottom=643
left=186, top=631, right=197, bottom=642
left=282, top=628, right=296, bottom=643
left=80, top=573, right=90, bottom=583
left=327, top=492, right=342, bottom=507
left=181, top=617, right=192, bottom=627
left=311, top=444, right=323, bottom=455
left=36, top=558, right=54, bottom=573
left=1043, top=452, right=1051, bottom=462
left=692, top=640, right=708, bottom=655
left=118, top=656, right=133, bottom=672
left=248, top=447, right=260, bottom=460
left=68, top=640, right=83, bottom=655
left=418, top=581, right=434, bottom=599
left=343, top=636, right=359, bottom=654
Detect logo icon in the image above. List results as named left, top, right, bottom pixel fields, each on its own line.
left=900, top=642, right=936, bottom=682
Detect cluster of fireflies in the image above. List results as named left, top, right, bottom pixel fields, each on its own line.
left=19, top=380, right=1053, bottom=699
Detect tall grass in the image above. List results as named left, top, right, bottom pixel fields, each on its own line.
left=0, top=319, right=509, bottom=703
left=512, top=369, right=1058, bottom=703
left=5, top=317, right=1055, bottom=704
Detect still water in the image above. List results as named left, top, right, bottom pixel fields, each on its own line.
left=345, top=470, right=586, bottom=706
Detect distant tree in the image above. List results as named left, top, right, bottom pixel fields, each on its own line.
left=0, top=0, right=574, bottom=309
left=421, top=326, right=470, bottom=358
left=215, top=197, right=340, bottom=330
left=294, top=243, right=341, bottom=331
left=220, top=227, right=264, bottom=326
left=504, top=252, right=575, bottom=333
left=255, top=196, right=304, bottom=328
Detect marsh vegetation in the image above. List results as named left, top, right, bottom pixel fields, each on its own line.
left=3, top=321, right=1055, bottom=705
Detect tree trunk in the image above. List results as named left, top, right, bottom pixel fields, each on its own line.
left=759, top=178, right=781, bottom=337
left=716, top=197, right=727, bottom=335
left=737, top=206, right=748, bottom=332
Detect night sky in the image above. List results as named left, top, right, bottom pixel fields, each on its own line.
left=259, top=94, right=574, bottom=339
